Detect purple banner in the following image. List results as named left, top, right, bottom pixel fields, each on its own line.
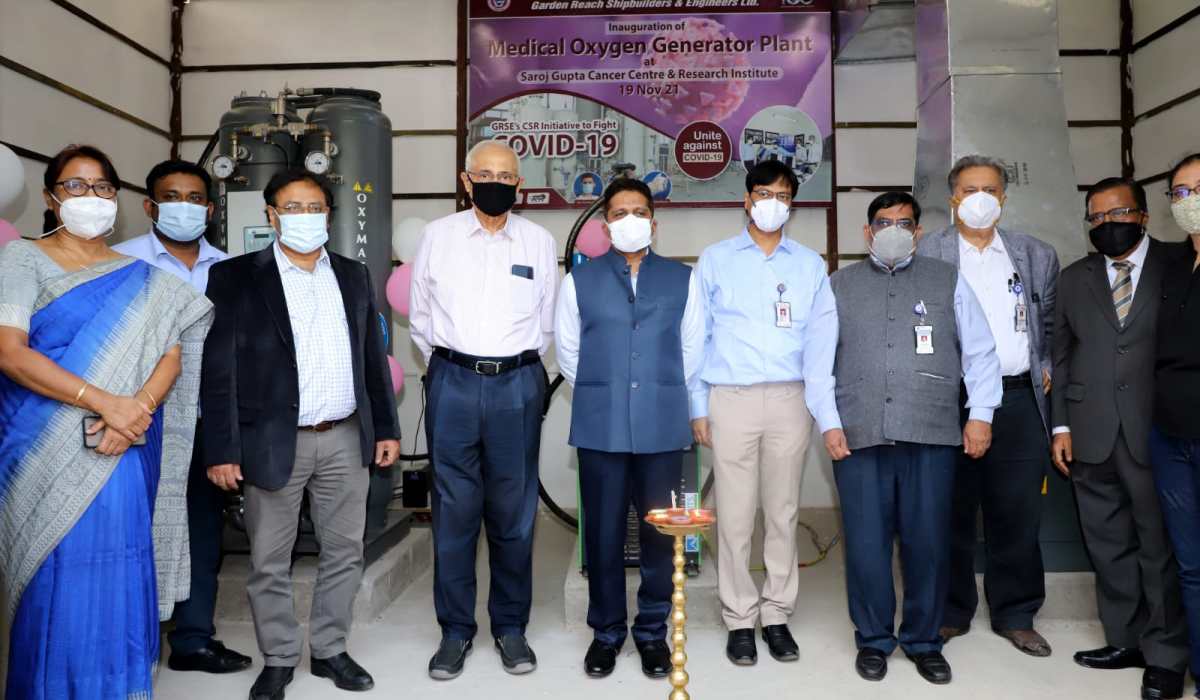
left=468, top=4, right=833, bottom=208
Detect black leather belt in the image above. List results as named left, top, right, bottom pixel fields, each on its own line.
left=299, top=411, right=356, bottom=433
left=1002, top=373, right=1031, bottom=391
left=434, top=347, right=540, bottom=376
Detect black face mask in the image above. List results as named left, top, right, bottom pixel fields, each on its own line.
left=1088, top=221, right=1144, bottom=258
left=470, top=181, right=517, bottom=216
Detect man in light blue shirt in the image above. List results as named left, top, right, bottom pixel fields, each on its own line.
left=114, top=160, right=227, bottom=293
left=113, top=159, right=245, bottom=674
left=691, top=161, right=839, bottom=667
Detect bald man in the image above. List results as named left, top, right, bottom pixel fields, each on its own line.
left=410, top=140, right=558, bottom=681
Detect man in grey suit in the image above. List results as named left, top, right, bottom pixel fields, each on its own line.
left=917, top=155, right=1059, bottom=657
left=1052, top=177, right=1188, bottom=700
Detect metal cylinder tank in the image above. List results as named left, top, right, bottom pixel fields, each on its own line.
left=302, top=94, right=393, bottom=329
left=211, top=95, right=302, bottom=254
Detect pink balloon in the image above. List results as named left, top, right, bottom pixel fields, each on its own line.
left=575, top=219, right=610, bottom=258
left=0, top=219, right=19, bottom=247
left=386, top=264, right=412, bottom=316
left=387, top=355, right=405, bottom=394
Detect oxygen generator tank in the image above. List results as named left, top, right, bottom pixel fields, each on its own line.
left=302, top=93, right=393, bottom=324
left=210, top=95, right=302, bottom=254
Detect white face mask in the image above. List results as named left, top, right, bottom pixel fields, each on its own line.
left=154, top=201, right=208, bottom=242
left=275, top=211, right=328, bottom=254
left=1171, top=193, right=1200, bottom=235
left=956, top=191, right=1003, bottom=229
left=869, top=225, right=916, bottom=269
left=750, top=197, right=791, bottom=233
left=607, top=213, right=653, bottom=253
left=52, top=195, right=118, bottom=239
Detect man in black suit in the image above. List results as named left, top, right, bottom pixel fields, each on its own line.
left=1051, top=176, right=1188, bottom=700
left=201, top=170, right=401, bottom=700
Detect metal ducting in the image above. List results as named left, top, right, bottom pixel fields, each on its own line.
left=836, top=0, right=916, bottom=65
left=913, top=0, right=1085, bottom=263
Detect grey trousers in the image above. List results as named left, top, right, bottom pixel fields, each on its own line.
left=244, top=418, right=368, bottom=667
left=1073, top=429, right=1190, bottom=672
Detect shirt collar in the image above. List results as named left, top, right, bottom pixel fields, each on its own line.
left=273, top=241, right=329, bottom=273
left=957, top=231, right=1005, bottom=256
left=1106, top=232, right=1150, bottom=269
left=466, top=209, right=513, bottom=240
left=146, top=229, right=225, bottom=264
left=735, top=228, right=795, bottom=255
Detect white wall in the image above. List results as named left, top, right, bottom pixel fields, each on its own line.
left=0, top=0, right=172, bottom=238
left=171, top=0, right=1139, bottom=512
left=1131, top=1, right=1200, bottom=242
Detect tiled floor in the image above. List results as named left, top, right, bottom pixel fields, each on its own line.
left=155, top=514, right=1186, bottom=700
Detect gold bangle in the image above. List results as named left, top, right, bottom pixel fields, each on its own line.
left=138, top=388, right=158, bottom=411
left=74, top=383, right=88, bottom=407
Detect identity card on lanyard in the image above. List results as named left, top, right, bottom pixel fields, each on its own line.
left=914, top=300, right=934, bottom=355
left=774, top=283, right=792, bottom=328
left=1010, top=274, right=1028, bottom=333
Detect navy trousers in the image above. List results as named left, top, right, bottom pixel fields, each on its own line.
left=168, top=420, right=227, bottom=654
left=946, top=384, right=1048, bottom=631
left=426, top=354, right=545, bottom=641
left=578, top=448, right=679, bottom=647
left=834, top=442, right=956, bottom=655
left=1150, top=425, right=1200, bottom=677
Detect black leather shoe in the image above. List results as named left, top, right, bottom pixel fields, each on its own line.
left=311, top=652, right=374, bottom=692
left=495, top=635, right=537, bottom=675
left=762, top=624, right=799, bottom=662
left=1073, top=646, right=1146, bottom=670
left=428, top=638, right=473, bottom=681
left=636, top=640, right=671, bottom=678
left=584, top=640, right=618, bottom=678
left=906, top=651, right=952, bottom=685
left=1142, top=666, right=1185, bottom=700
left=248, top=666, right=293, bottom=700
left=726, top=629, right=757, bottom=666
left=855, top=648, right=888, bottom=682
left=168, top=640, right=253, bottom=674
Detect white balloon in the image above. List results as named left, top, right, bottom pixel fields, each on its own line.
left=0, top=145, right=25, bottom=212
left=392, top=217, right=427, bottom=262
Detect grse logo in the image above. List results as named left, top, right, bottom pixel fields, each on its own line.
left=783, top=0, right=814, bottom=5
left=488, top=0, right=511, bottom=11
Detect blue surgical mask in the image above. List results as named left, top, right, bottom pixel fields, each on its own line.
left=154, top=201, right=208, bottom=242
left=275, top=211, right=329, bottom=254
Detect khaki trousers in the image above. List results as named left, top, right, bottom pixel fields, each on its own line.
left=710, top=383, right=812, bottom=629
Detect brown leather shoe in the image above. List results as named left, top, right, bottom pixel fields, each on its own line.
left=939, top=626, right=968, bottom=642
left=997, top=629, right=1052, bottom=657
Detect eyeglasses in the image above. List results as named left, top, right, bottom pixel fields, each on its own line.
left=468, top=170, right=519, bottom=186
left=871, top=218, right=916, bottom=232
left=1168, top=185, right=1200, bottom=202
left=56, top=178, right=117, bottom=199
left=751, top=188, right=793, bottom=204
left=1084, top=207, right=1142, bottom=225
left=276, top=202, right=329, bottom=215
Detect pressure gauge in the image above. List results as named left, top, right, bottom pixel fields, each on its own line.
left=304, top=151, right=331, bottom=175
left=211, top=155, right=236, bottom=180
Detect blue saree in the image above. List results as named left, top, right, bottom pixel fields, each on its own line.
left=0, top=243, right=213, bottom=700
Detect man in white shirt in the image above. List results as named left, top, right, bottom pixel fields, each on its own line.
left=113, top=160, right=247, bottom=675
left=410, top=140, right=558, bottom=681
left=916, top=155, right=1060, bottom=657
left=553, top=179, right=703, bottom=680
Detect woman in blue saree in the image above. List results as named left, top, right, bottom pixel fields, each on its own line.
left=0, top=145, right=213, bottom=699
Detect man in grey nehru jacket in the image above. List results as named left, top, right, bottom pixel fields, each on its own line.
left=816, top=191, right=1001, bottom=686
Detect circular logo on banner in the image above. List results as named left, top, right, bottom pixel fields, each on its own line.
left=674, top=121, right=732, bottom=181
left=487, top=0, right=511, bottom=11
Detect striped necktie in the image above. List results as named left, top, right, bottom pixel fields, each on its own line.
left=1112, top=260, right=1133, bottom=326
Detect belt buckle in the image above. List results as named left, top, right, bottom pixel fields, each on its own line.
left=474, top=359, right=502, bottom=376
